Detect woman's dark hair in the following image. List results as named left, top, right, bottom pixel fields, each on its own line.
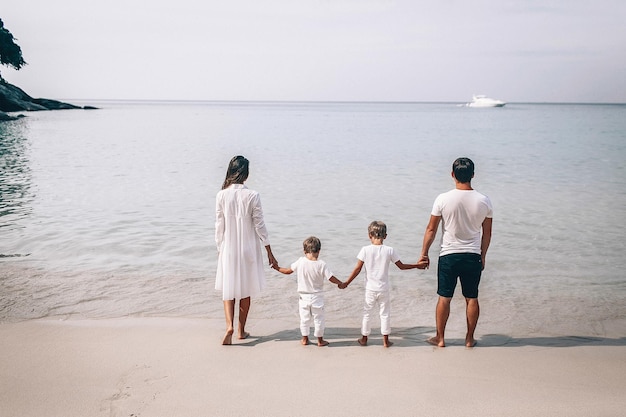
left=222, top=155, right=250, bottom=189
left=452, top=157, right=474, bottom=184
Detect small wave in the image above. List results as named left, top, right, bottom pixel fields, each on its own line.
left=0, top=254, right=31, bottom=258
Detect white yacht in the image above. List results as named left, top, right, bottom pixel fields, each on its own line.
left=467, top=95, right=506, bottom=107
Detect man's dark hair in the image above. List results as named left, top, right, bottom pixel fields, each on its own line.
left=453, top=157, right=475, bottom=183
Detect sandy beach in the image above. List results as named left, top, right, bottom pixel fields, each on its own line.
left=1, top=317, right=624, bottom=417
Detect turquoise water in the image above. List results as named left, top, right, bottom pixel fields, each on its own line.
left=1, top=101, right=625, bottom=339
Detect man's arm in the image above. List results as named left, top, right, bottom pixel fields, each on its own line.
left=480, top=217, right=493, bottom=270
left=419, top=215, right=441, bottom=268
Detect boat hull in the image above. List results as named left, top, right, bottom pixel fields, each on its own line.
left=467, top=95, right=506, bottom=107
left=468, top=101, right=506, bottom=108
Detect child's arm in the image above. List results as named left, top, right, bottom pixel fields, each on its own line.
left=395, top=260, right=423, bottom=270
left=273, top=265, right=294, bottom=275
left=342, top=260, right=364, bottom=288
left=328, top=276, right=343, bottom=287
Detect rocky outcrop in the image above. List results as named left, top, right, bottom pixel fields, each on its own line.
left=0, top=110, right=23, bottom=121
left=0, top=80, right=96, bottom=121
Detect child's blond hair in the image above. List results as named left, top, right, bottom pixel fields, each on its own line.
left=368, top=221, right=387, bottom=239
left=303, top=236, right=322, bottom=254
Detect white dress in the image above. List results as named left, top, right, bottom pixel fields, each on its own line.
left=215, top=184, right=270, bottom=300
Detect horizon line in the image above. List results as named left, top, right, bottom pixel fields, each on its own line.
left=61, top=98, right=626, bottom=106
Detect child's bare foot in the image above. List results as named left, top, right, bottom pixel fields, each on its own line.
left=317, top=337, right=329, bottom=347
left=383, top=335, right=394, bottom=348
left=427, top=336, right=445, bottom=347
left=222, top=329, right=234, bottom=345
left=238, top=331, right=250, bottom=340
left=357, top=336, right=368, bottom=346
left=301, top=336, right=309, bottom=345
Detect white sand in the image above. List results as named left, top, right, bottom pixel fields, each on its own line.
left=1, top=317, right=624, bottom=417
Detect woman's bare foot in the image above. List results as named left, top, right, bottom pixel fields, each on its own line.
left=427, top=336, right=445, bottom=347
left=317, top=337, right=329, bottom=347
left=222, top=329, right=234, bottom=345
left=301, top=336, right=309, bottom=345
left=238, top=331, right=250, bottom=340
left=357, top=336, right=368, bottom=346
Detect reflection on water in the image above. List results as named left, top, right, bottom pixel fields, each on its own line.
left=0, top=119, right=33, bottom=242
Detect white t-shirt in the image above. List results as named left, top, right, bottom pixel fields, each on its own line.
left=357, top=244, right=400, bottom=292
left=290, top=257, right=335, bottom=294
left=431, top=189, right=493, bottom=257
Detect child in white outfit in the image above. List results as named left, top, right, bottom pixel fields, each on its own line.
left=274, top=236, right=343, bottom=346
left=342, top=221, right=423, bottom=347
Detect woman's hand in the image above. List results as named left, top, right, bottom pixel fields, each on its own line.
left=266, top=245, right=278, bottom=269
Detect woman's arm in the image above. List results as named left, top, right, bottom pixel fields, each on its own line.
left=265, top=245, right=278, bottom=269
left=215, top=194, right=225, bottom=251
left=251, top=192, right=270, bottom=246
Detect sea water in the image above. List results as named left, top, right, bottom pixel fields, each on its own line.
left=1, top=101, right=625, bottom=340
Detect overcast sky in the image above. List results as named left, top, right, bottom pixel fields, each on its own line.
left=2, top=0, right=625, bottom=103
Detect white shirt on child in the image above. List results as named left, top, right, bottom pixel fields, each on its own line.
left=290, top=257, right=335, bottom=294
left=357, top=245, right=400, bottom=292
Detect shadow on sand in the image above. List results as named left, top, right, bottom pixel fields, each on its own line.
left=228, top=326, right=626, bottom=348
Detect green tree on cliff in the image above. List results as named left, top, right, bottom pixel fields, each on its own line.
left=0, top=18, right=26, bottom=81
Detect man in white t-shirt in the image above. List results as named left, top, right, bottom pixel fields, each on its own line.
left=419, top=157, right=493, bottom=348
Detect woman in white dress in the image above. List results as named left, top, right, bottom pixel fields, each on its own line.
left=215, top=156, right=278, bottom=345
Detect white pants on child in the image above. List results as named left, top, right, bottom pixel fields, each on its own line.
left=361, top=289, right=391, bottom=336
left=299, top=293, right=325, bottom=338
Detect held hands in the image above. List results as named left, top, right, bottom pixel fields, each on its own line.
left=417, top=255, right=430, bottom=269
left=338, top=281, right=348, bottom=289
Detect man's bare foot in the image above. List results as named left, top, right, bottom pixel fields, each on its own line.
left=222, top=329, right=234, bottom=345
left=465, top=338, right=477, bottom=348
left=427, top=336, right=445, bottom=347
left=317, top=338, right=329, bottom=347
left=301, top=336, right=309, bottom=345
left=357, top=336, right=368, bottom=346
left=238, top=331, right=250, bottom=340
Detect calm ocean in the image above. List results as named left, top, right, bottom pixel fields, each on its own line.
left=1, top=101, right=625, bottom=339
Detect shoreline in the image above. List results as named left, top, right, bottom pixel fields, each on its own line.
left=1, top=317, right=624, bottom=417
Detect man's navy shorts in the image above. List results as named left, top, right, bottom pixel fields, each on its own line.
left=437, top=253, right=482, bottom=298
